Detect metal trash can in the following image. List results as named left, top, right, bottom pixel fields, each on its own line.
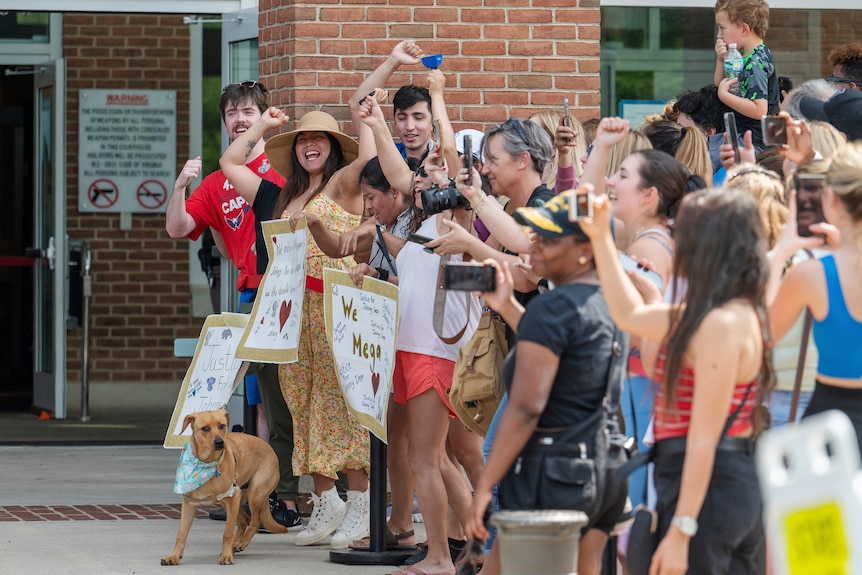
left=491, top=510, right=589, bottom=575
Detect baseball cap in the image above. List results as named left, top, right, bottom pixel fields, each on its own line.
left=454, top=129, right=484, bottom=158
left=799, top=89, right=862, bottom=141
left=513, top=193, right=588, bottom=240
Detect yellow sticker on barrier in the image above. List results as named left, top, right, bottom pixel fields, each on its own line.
left=783, top=501, right=849, bottom=575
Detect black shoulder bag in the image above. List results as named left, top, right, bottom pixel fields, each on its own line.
left=498, top=326, right=632, bottom=523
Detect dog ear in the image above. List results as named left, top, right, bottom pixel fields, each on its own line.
left=222, top=409, right=230, bottom=430
left=181, top=413, right=196, bottom=434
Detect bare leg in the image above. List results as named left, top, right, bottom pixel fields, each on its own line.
left=578, top=528, right=610, bottom=575
left=398, top=390, right=456, bottom=575
left=387, top=399, right=416, bottom=541
left=446, top=419, right=484, bottom=488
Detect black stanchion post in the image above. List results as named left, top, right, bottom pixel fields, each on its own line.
left=330, top=433, right=415, bottom=565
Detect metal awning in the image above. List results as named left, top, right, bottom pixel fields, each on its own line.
left=0, top=0, right=255, bottom=13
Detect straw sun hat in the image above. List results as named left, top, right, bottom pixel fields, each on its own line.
left=264, top=111, right=359, bottom=180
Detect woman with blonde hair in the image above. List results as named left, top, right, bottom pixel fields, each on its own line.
left=642, top=119, right=714, bottom=187
left=768, top=141, right=862, bottom=453
left=724, top=164, right=787, bottom=248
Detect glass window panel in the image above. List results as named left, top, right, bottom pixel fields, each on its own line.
left=602, top=7, right=649, bottom=50
left=0, top=11, right=49, bottom=43
left=660, top=8, right=716, bottom=50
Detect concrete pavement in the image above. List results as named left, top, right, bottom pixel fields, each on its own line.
left=0, top=445, right=424, bottom=575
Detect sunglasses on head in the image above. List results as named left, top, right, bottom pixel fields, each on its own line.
left=222, top=80, right=268, bottom=94
left=501, top=118, right=529, bottom=144
left=825, top=75, right=857, bottom=85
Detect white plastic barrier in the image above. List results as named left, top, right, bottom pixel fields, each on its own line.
left=756, top=410, right=862, bottom=575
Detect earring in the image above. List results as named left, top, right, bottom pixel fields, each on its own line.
left=578, top=255, right=588, bottom=265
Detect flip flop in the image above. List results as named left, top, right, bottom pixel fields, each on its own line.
left=349, top=526, right=417, bottom=551
left=389, top=566, right=431, bottom=575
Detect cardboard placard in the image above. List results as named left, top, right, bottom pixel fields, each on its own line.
left=164, top=313, right=250, bottom=448
left=323, top=269, right=399, bottom=442
left=235, top=217, right=307, bottom=363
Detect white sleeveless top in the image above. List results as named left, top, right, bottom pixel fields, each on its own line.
left=395, top=214, right=481, bottom=362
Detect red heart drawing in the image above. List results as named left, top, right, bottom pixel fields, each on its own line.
left=279, top=300, right=292, bottom=331
left=272, top=236, right=278, bottom=244
left=371, top=372, right=380, bottom=397
left=260, top=316, right=265, bottom=325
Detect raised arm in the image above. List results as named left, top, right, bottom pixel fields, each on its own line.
left=427, top=69, right=459, bottom=171
left=220, top=107, right=289, bottom=205
left=578, top=191, right=672, bottom=342
left=166, top=156, right=202, bottom=238
left=578, top=117, right=630, bottom=195
left=348, top=41, right=423, bottom=110
left=358, top=97, right=415, bottom=194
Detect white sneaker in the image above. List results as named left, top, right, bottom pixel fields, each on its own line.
left=295, top=487, right=346, bottom=546
left=330, top=490, right=369, bottom=549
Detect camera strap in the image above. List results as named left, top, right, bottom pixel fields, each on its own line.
left=433, top=254, right=471, bottom=345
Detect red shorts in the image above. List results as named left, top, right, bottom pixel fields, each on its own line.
left=393, top=350, right=456, bottom=418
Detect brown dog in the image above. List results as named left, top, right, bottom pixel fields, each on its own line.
left=161, top=409, right=287, bottom=566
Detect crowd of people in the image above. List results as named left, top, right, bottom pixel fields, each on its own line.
left=166, top=0, right=862, bottom=571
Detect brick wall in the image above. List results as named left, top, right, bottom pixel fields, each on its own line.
left=258, top=0, right=602, bottom=135
left=63, top=13, right=199, bottom=387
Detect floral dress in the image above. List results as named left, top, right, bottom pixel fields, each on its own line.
left=278, top=190, right=369, bottom=478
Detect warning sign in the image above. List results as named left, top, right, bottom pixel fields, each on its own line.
left=87, top=178, right=119, bottom=209
left=136, top=180, right=168, bottom=210
left=77, top=90, right=177, bottom=213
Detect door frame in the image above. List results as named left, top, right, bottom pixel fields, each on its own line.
left=31, top=58, right=67, bottom=418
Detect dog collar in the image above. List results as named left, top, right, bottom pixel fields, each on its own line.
left=173, top=441, right=220, bottom=494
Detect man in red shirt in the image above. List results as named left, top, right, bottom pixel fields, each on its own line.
left=166, top=81, right=301, bottom=529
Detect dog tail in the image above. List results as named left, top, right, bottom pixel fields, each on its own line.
left=260, top=504, right=288, bottom=534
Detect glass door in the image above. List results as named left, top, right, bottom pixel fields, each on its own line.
left=32, top=59, right=67, bottom=417
left=219, top=6, right=259, bottom=315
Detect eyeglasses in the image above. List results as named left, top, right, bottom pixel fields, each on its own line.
left=222, top=80, right=268, bottom=94
left=825, top=75, right=857, bottom=85
left=502, top=118, right=529, bottom=145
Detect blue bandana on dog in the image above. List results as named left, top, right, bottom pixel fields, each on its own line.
left=173, top=441, right=219, bottom=494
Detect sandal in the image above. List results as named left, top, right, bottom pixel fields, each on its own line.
left=349, top=526, right=417, bottom=551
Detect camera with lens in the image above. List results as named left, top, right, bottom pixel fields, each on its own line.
left=420, top=179, right=471, bottom=215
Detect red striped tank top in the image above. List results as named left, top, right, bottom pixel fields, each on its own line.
left=653, top=348, right=756, bottom=442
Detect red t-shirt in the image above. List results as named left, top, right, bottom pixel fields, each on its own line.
left=653, top=348, right=756, bottom=442
left=184, top=153, right=285, bottom=291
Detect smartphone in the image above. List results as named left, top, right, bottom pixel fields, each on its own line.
left=724, top=111, right=740, bottom=164
left=568, top=188, right=595, bottom=221
left=407, top=232, right=435, bottom=253
left=794, top=174, right=827, bottom=237
left=563, top=97, right=571, bottom=127
left=620, top=253, right=663, bottom=291
left=442, top=262, right=496, bottom=292
left=463, top=135, right=473, bottom=173
left=761, top=116, right=788, bottom=146
left=778, top=76, right=793, bottom=95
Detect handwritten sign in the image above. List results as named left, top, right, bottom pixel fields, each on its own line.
left=164, top=313, right=250, bottom=448
left=235, top=217, right=307, bottom=363
left=324, top=268, right=399, bottom=442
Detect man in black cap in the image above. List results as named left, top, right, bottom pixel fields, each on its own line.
left=800, top=89, right=862, bottom=142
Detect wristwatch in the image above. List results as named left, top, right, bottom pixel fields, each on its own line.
left=670, top=515, right=698, bottom=537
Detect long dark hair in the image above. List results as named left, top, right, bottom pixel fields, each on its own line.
left=273, top=133, right=346, bottom=219
left=663, top=189, right=775, bottom=430
left=633, top=149, right=692, bottom=220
